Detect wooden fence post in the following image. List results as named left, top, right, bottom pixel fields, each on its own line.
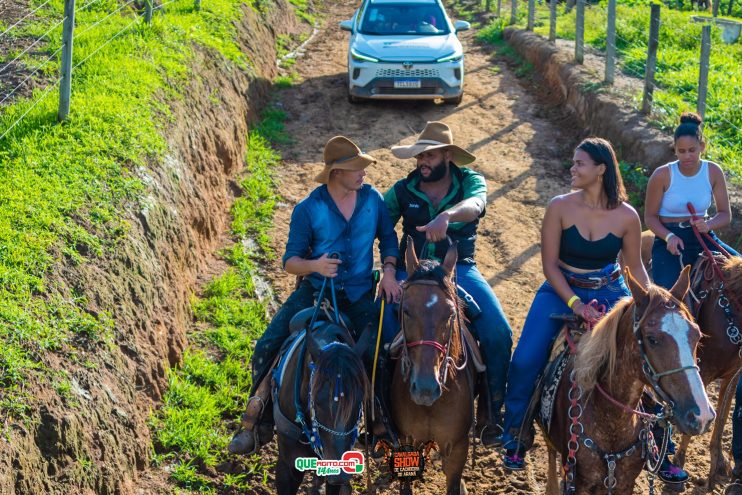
left=58, top=0, right=75, bottom=122
left=641, top=3, right=661, bottom=114
left=527, top=0, right=535, bottom=30
left=497, top=0, right=502, bottom=18
left=697, top=24, right=711, bottom=119
left=510, top=0, right=518, bottom=25
left=712, top=0, right=720, bottom=16
left=575, top=0, right=585, bottom=63
left=605, top=0, right=616, bottom=83
left=486, top=0, right=492, bottom=13
left=549, top=0, right=556, bottom=42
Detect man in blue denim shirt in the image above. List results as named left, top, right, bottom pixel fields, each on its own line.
left=229, top=136, right=401, bottom=455
left=383, top=122, right=514, bottom=447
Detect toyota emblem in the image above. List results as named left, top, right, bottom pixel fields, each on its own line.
left=403, top=62, right=413, bottom=70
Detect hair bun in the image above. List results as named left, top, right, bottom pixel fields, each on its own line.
left=680, top=112, right=702, bottom=126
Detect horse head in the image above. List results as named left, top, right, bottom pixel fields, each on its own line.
left=626, top=265, right=715, bottom=435
left=400, top=236, right=463, bottom=407
left=305, top=324, right=370, bottom=485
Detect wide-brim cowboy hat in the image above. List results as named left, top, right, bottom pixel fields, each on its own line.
left=315, top=136, right=376, bottom=184
left=390, top=121, right=476, bottom=166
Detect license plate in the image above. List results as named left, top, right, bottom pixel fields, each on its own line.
left=394, top=79, right=421, bottom=89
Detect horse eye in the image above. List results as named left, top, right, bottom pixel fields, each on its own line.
left=647, top=336, right=660, bottom=346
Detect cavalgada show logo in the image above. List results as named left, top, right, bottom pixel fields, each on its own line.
left=294, top=451, right=365, bottom=476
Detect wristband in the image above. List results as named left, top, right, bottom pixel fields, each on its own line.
left=664, top=232, right=676, bottom=243
left=382, top=262, right=396, bottom=272
left=567, top=295, right=580, bottom=309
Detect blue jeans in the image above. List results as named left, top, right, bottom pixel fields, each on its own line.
left=652, top=222, right=740, bottom=290
left=382, top=263, right=514, bottom=421
left=501, top=263, right=630, bottom=449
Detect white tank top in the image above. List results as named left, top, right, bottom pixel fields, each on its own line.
left=658, top=160, right=713, bottom=218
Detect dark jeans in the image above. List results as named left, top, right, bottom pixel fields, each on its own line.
left=652, top=221, right=740, bottom=290
left=250, top=280, right=377, bottom=395
left=734, top=379, right=742, bottom=466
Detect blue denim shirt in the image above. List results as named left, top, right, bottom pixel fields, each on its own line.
left=282, top=184, right=400, bottom=302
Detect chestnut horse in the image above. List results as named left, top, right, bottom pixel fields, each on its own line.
left=389, top=239, right=476, bottom=495
left=673, top=255, right=742, bottom=489
left=273, top=322, right=370, bottom=495
left=543, top=266, right=715, bottom=494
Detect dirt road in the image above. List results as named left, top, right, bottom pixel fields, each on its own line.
left=259, top=2, right=729, bottom=493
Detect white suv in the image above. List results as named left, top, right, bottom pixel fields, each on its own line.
left=340, top=0, right=470, bottom=104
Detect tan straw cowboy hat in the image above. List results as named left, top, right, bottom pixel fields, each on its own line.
left=315, top=136, right=376, bottom=184
left=391, top=121, right=476, bottom=166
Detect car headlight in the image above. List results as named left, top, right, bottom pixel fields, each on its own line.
left=350, top=48, right=379, bottom=63
left=436, top=52, right=463, bottom=63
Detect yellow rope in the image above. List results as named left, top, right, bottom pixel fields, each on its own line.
left=371, top=299, right=385, bottom=421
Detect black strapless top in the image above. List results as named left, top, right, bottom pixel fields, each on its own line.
left=558, top=225, right=622, bottom=270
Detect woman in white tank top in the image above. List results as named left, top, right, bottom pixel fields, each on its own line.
left=643, top=111, right=740, bottom=485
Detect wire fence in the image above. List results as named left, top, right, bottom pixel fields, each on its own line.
left=486, top=0, right=741, bottom=165
left=0, top=0, right=204, bottom=141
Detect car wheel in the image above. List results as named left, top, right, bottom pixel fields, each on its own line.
left=443, top=93, right=463, bottom=105
left=348, top=91, right=363, bottom=104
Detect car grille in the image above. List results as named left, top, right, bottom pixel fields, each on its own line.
left=375, top=68, right=440, bottom=78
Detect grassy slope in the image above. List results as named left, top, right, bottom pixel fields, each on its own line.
left=0, top=0, right=264, bottom=426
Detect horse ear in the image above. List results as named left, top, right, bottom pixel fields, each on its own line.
left=405, top=236, right=419, bottom=277
left=670, top=265, right=692, bottom=302
left=624, top=266, right=648, bottom=307
left=441, top=241, right=458, bottom=277
left=306, top=330, right=322, bottom=360
left=353, top=324, right=374, bottom=361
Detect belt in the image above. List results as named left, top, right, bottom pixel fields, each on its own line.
left=567, top=269, right=621, bottom=289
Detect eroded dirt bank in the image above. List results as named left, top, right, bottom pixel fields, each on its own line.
left=1, top=3, right=304, bottom=494
left=256, top=2, right=735, bottom=494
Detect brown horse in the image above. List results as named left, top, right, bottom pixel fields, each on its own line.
left=543, top=266, right=715, bottom=494
left=673, top=255, right=742, bottom=488
left=389, top=238, right=476, bottom=495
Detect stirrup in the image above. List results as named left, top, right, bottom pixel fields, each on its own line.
left=657, top=459, right=689, bottom=484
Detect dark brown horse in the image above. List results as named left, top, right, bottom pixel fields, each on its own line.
left=273, top=322, right=370, bottom=495
left=389, top=238, right=476, bottom=495
left=673, top=255, right=742, bottom=488
left=542, top=266, right=715, bottom=494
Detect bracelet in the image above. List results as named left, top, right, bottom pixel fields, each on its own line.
left=567, top=295, right=580, bottom=309
left=664, top=232, right=676, bottom=243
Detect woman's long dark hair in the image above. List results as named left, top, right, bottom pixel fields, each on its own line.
left=576, top=137, right=627, bottom=210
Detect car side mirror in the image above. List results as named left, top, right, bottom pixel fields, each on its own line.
left=454, top=20, right=470, bottom=32
left=340, top=20, right=354, bottom=32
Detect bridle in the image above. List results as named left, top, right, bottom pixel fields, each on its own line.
left=398, top=277, right=468, bottom=387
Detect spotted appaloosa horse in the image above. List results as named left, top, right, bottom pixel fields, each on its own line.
left=673, top=255, right=742, bottom=489
left=542, top=266, right=715, bottom=494
left=390, top=238, right=477, bottom=495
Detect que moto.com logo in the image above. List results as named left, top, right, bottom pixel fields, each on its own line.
left=295, top=451, right=365, bottom=476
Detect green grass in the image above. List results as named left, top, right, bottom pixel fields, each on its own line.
left=494, top=0, right=741, bottom=178
left=150, top=106, right=286, bottom=492
left=0, top=0, right=265, bottom=422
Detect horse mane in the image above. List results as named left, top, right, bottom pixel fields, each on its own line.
left=574, top=285, right=694, bottom=393
left=407, top=259, right=464, bottom=366
left=310, top=341, right=370, bottom=425
left=722, top=256, right=742, bottom=294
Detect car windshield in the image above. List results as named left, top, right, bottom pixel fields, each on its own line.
left=359, top=3, right=450, bottom=36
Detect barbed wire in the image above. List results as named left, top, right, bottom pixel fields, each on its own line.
left=74, top=0, right=139, bottom=40
left=0, top=77, right=62, bottom=142
left=73, top=15, right=141, bottom=70
left=0, top=44, right=65, bottom=107
left=0, top=0, right=54, bottom=40
left=0, top=16, right=67, bottom=77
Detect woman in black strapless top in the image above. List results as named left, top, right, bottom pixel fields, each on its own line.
left=500, top=137, right=649, bottom=470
